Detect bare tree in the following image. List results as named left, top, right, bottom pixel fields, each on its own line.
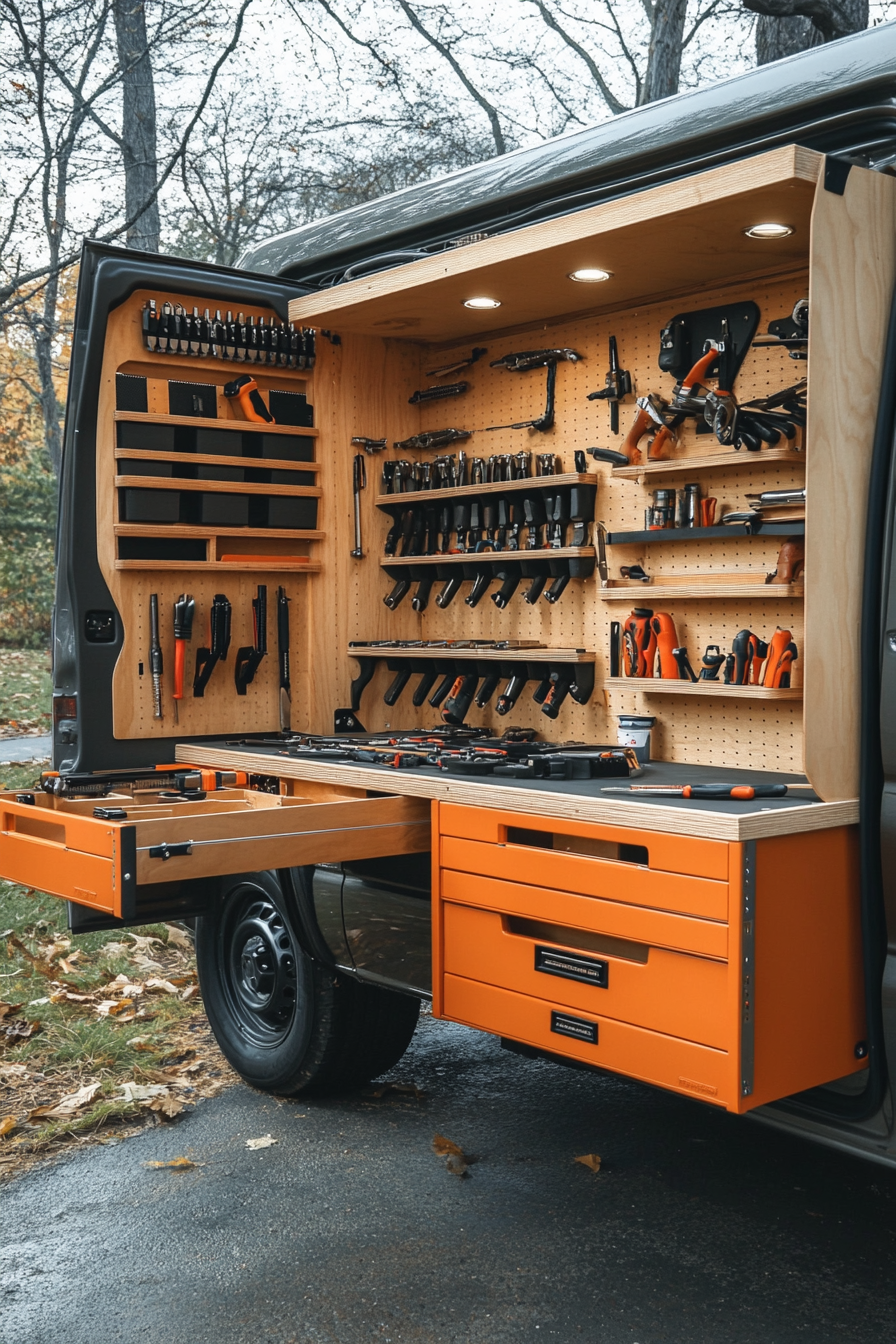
left=743, top=0, right=867, bottom=62
left=113, top=0, right=159, bottom=250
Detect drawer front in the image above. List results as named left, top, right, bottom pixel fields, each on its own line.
left=441, top=868, right=728, bottom=959
left=0, top=788, right=430, bottom=916
left=442, top=974, right=732, bottom=1108
left=438, top=803, right=729, bottom=880
left=442, top=902, right=730, bottom=1049
left=441, top=835, right=728, bottom=922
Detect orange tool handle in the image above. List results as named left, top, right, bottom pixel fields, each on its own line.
left=620, top=406, right=652, bottom=464
left=173, top=638, right=186, bottom=700
left=224, top=375, right=274, bottom=423
left=680, top=347, right=722, bottom=394
left=762, top=628, right=793, bottom=687
left=651, top=612, right=680, bottom=678
left=700, top=497, right=717, bottom=527
left=647, top=424, right=674, bottom=461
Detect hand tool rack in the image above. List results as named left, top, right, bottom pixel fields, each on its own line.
left=98, top=291, right=325, bottom=741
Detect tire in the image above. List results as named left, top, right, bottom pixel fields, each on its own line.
left=195, top=870, right=420, bottom=1095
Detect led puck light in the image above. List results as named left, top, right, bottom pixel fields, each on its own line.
left=744, top=222, right=793, bottom=239
left=463, top=296, right=501, bottom=309
left=568, top=267, right=613, bottom=283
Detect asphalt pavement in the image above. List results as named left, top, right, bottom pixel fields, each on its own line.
left=0, top=734, right=50, bottom=765
left=3, top=1011, right=896, bottom=1344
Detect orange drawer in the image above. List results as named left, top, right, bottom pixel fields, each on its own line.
left=441, top=868, right=728, bottom=959
left=442, top=901, right=729, bottom=1049
left=443, top=973, right=731, bottom=1108
left=441, top=835, right=728, bottom=922
left=438, top=802, right=729, bottom=880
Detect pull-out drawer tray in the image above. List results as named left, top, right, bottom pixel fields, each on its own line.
left=0, top=787, right=430, bottom=919
left=442, top=902, right=729, bottom=1050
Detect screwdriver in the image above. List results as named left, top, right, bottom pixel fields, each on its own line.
left=172, top=593, right=195, bottom=723
left=602, top=783, right=814, bottom=799
left=149, top=593, right=163, bottom=720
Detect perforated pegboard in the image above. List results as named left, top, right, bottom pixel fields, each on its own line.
left=328, top=272, right=809, bottom=772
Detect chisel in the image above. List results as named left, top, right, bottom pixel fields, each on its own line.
left=277, top=586, right=291, bottom=732
left=601, top=783, right=814, bottom=799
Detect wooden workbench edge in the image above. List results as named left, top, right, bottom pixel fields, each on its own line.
left=175, top=745, right=859, bottom=841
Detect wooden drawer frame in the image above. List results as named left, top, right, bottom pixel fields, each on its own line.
left=0, top=787, right=429, bottom=919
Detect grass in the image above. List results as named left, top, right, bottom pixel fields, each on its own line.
left=0, top=647, right=52, bottom=736
left=0, top=654, right=236, bottom=1180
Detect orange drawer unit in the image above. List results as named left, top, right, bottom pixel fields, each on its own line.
left=433, top=802, right=867, bottom=1113
left=0, top=787, right=430, bottom=921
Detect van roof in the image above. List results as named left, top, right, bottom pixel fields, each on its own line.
left=240, top=25, right=896, bottom=286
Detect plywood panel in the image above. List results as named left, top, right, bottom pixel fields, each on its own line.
left=803, top=165, right=896, bottom=800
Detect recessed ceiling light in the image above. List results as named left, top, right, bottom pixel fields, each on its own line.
left=463, top=296, right=501, bottom=309
left=568, top=267, right=613, bottom=283
left=744, top=223, right=793, bottom=239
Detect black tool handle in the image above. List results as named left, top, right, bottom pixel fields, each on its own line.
left=384, top=578, right=411, bottom=610
left=412, top=575, right=435, bottom=612
left=523, top=573, right=547, bottom=605
left=544, top=573, right=570, bottom=604
left=435, top=574, right=464, bottom=608
left=384, top=666, right=413, bottom=706
left=412, top=669, right=439, bottom=707
left=429, top=671, right=456, bottom=708
left=495, top=671, right=527, bottom=715
left=474, top=671, right=502, bottom=709
left=491, top=570, right=521, bottom=609
left=277, top=587, right=290, bottom=692
left=253, top=585, right=268, bottom=655
left=465, top=571, right=493, bottom=607
left=610, top=621, right=621, bottom=678
left=442, top=673, right=479, bottom=725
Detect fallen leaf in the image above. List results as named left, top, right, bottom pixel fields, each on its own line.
left=432, top=1133, right=464, bottom=1157
left=0, top=1116, right=16, bottom=1138
left=118, top=1082, right=168, bottom=1103
left=57, top=951, right=82, bottom=974
left=125, top=933, right=164, bottom=954
left=180, top=985, right=199, bottom=1002
left=164, top=924, right=193, bottom=951
left=49, top=990, right=94, bottom=1005
left=147, top=1092, right=186, bottom=1118
left=130, top=954, right=164, bottom=972
left=0, top=1002, right=23, bottom=1021
left=144, top=978, right=179, bottom=995
left=246, top=1134, right=278, bottom=1150
left=98, top=941, right=130, bottom=959
left=574, top=1153, right=602, bottom=1173
left=433, top=1134, right=470, bottom=1176
left=364, top=1081, right=425, bottom=1101
left=2, top=1019, right=41, bottom=1043
left=6, top=934, right=58, bottom=979
left=35, top=1081, right=102, bottom=1119
left=128, top=1037, right=158, bottom=1053
left=28, top=997, right=49, bottom=1007
left=168, top=973, right=197, bottom=987
left=95, top=999, right=138, bottom=1020
left=144, top=1156, right=198, bottom=1170
left=0, top=1063, right=29, bottom=1083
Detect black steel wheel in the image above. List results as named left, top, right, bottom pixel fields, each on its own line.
left=196, top=870, right=421, bottom=1096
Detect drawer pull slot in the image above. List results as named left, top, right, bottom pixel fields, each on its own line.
left=535, top=945, right=608, bottom=988
left=550, top=1010, right=598, bottom=1045
left=148, top=840, right=193, bottom=861
left=506, top=826, right=647, bottom=866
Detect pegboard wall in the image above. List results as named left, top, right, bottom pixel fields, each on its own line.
left=319, top=271, right=809, bottom=773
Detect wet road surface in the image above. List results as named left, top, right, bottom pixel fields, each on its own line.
left=3, top=1012, right=896, bottom=1344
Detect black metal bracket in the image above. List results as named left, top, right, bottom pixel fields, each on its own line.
left=148, top=840, right=193, bottom=861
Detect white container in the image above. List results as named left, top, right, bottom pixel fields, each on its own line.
left=617, top=714, right=656, bottom=764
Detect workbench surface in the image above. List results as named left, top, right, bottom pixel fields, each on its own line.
left=176, top=741, right=858, bottom=842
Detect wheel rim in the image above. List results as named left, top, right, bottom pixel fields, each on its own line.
left=222, top=888, right=298, bottom=1046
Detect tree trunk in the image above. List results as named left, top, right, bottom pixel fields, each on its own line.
left=749, top=0, right=868, bottom=63
left=33, top=323, right=63, bottom=477
left=113, top=0, right=160, bottom=251
left=639, top=0, right=689, bottom=104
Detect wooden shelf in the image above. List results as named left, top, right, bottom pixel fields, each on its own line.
left=375, top=472, right=593, bottom=509
left=115, top=474, right=321, bottom=499
left=114, top=411, right=318, bottom=437
left=114, top=524, right=325, bottom=541
left=607, top=522, right=804, bottom=545
left=114, top=448, right=320, bottom=474
left=600, top=579, right=804, bottom=601
left=380, top=546, right=595, bottom=568
left=604, top=677, right=801, bottom=700
left=287, top=145, right=819, bottom=341
left=116, top=559, right=322, bottom=573
left=119, top=352, right=314, bottom=381
left=611, top=447, right=805, bottom=480
left=348, top=644, right=594, bottom=664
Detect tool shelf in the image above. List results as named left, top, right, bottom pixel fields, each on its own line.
left=347, top=644, right=594, bottom=663
left=603, top=677, right=801, bottom=700
left=379, top=546, right=595, bottom=567
left=115, top=558, right=322, bottom=572
left=606, top=522, right=804, bottom=545
left=599, top=579, right=803, bottom=601
left=114, top=448, right=322, bottom=475
left=114, top=410, right=319, bottom=437
left=114, top=474, right=321, bottom=499
left=610, top=447, right=804, bottom=481
left=374, top=471, right=593, bottom=508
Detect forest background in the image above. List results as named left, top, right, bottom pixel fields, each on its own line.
left=0, top=0, right=889, bottom=647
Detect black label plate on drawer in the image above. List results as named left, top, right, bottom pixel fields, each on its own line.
left=536, top=946, right=609, bottom=988
left=550, top=1010, right=598, bottom=1045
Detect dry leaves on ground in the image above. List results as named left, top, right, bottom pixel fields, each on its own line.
left=246, top=1135, right=278, bottom=1150
left=28, top=1081, right=102, bottom=1121
left=145, top=1156, right=200, bottom=1170
left=432, top=1132, right=473, bottom=1177
left=574, top=1153, right=602, bottom=1173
